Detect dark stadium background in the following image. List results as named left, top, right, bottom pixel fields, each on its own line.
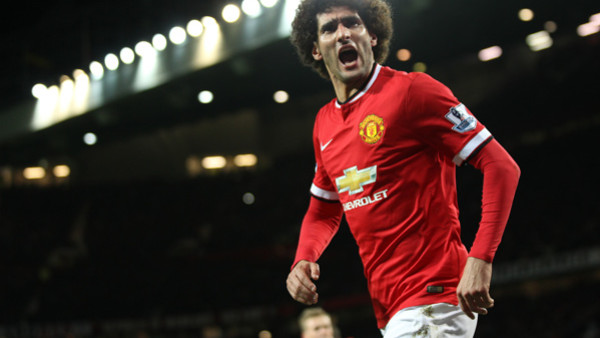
left=1, top=0, right=599, bottom=337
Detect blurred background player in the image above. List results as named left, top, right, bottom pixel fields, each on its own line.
left=298, top=307, right=340, bottom=338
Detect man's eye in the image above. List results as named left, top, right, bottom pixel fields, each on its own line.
left=322, top=25, right=335, bottom=33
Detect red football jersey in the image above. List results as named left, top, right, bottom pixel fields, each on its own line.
left=309, top=64, right=492, bottom=328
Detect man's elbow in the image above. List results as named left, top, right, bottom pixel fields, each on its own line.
left=499, top=157, right=521, bottom=184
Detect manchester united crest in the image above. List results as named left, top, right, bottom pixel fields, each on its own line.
left=359, top=114, right=385, bottom=144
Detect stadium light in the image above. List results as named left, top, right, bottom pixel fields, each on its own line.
left=242, top=0, right=262, bottom=17
left=273, top=90, right=289, bottom=103
left=120, top=47, right=135, bottom=64
left=53, top=165, right=70, bottom=178
left=135, top=41, right=155, bottom=57
left=23, top=167, right=45, bottom=180
left=396, top=49, right=411, bottom=61
left=198, top=90, right=214, bottom=104
left=478, top=46, right=503, bottom=61
left=234, top=154, right=258, bottom=167
left=83, top=132, right=97, bottom=145
left=104, top=53, right=119, bottom=70
left=519, top=8, right=534, bottom=22
left=413, top=62, right=427, bottom=72
left=260, top=0, right=278, bottom=8
left=89, top=61, right=104, bottom=79
left=526, top=31, right=553, bottom=51
left=544, top=21, right=557, bottom=33
left=201, top=16, right=219, bottom=31
left=202, top=156, right=226, bottom=169
left=187, top=19, right=204, bottom=37
left=31, top=83, right=47, bottom=99
left=152, top=34, right=168, bottom=51
left=58, top=76, right=74, bottom=114
left=169, top=26, right=187, bottom=45
left=577, top=22, right=600, bottom=36
left=73, top=69, right=88, bottom=82
left=222, top=4, right=241, bottom=23
left=242, top=192, right=256, bottom=205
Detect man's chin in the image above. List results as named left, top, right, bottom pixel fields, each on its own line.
left=337, top=67, right=368, bottom=83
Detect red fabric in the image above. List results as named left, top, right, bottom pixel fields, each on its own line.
left=467, top=138, right=521, bottom=262
left=293, top=65, right=519, bottom=328
left=292, top=197, right=343, bottom=269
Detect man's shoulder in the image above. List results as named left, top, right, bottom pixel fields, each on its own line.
left=379, top=65, right=435, bottom=84
left=376, top=66, right=437, bottom=94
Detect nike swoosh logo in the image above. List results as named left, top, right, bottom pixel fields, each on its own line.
left=320, top=139, right=333, bottom=151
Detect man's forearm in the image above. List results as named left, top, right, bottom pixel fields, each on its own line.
left=467, top=139, right=521, bottom=262
left=292, top=196, right=344, bottom=268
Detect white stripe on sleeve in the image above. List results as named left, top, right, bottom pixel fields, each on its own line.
left=452, top=128, right=492, bottom=166
left=310, top=183, right=339, bottom=201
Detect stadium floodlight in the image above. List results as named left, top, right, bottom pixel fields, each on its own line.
left=413, top=62, right=427, bottom=72
left=396, top=49, right=411, bottom=61
left=544, top=21, right=557, bottom=33
left=222, top=4, right=241, bottom=23
left=31, top=83, right=47, bottom=99
left=53, top=165, right=70, bottom=178
left=577, top=22, right=600, bottom=37
left=73, top=69, right=88, bottom=82
left=120, top=47, right=135, bottom=64
left=526, top=31, right=553, bottom=51
left=135, top=41, right=155, bottom=57
left=89, top=61, right=104, bottom=79
left=198, top=90, right=214, bottom=104
left=152, top=34, right=168, bottom=51
left=260, top=0, right=278, bottom=8
left=23, top=167, right=46, bottom=180
left=518, top=8, right=534, bottom=22
left=201, top=16, right=219, bottom=31
left=242, top=0, right=262, bottom=17
left=478, top=46, right=502, bottom=61
left=242, top=192, right=256, bottom=205
left=234, top=154, right=258, bottom=167
left=169, top=26, right=187, bottom=45
left=202, top=156, right=226, bottom=169
left=187, top=19, right=204, bottom=37
left=273, top=90, right=289, bottom=103
left=104, top=53, right=119, bottom=70
left=83, top=132, right=97, bottom=145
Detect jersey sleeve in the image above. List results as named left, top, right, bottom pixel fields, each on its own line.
left=404, top=73, right=492, bottom=165
left=310, top=114, right=339, bottom=201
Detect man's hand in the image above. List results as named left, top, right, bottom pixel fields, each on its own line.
left=286, top=260, right=320, bottom=305
left=457, top=257, right=495, bottom=320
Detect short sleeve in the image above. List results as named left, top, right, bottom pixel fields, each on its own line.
left=404, top=73, right=492, bottom=166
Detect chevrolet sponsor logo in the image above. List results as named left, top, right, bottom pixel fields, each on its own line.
left=336, top=165, right=377, bottom=195
left=343, top=189, right=388, bottom=211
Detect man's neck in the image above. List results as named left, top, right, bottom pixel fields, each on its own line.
left=332, top=63, right=375, bottom=104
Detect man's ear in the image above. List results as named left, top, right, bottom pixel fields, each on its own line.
left=370, top=33, right=378, bottom=47
left=312, top=42, right=323, bottom=61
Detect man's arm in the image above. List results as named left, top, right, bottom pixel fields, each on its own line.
left=457, top=138, right=520, bottom=319
left=286, top=196, right=343, bottom=305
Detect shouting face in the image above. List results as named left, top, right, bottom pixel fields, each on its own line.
left=312, top=6, right=378, bottom=87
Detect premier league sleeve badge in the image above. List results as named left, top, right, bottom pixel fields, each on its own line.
left=445, top=103, right=477, bottom=133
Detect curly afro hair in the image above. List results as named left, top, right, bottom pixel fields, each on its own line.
left=290, top=0, right=393, bottom=79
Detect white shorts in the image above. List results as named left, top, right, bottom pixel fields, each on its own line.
left=380, top=303, right=478, bottom=338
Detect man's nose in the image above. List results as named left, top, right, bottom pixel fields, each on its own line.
left=336, top=23, right=351, bottom=41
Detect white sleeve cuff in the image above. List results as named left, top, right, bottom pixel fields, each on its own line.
left=453, top=128, right=492, bottom=166
left=310, top=183, right=339, bottom=201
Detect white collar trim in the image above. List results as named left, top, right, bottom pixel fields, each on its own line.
left=335, top=63, right=381, bottom=108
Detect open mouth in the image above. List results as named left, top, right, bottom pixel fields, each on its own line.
left=339, top=48, right=358, bottom=65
